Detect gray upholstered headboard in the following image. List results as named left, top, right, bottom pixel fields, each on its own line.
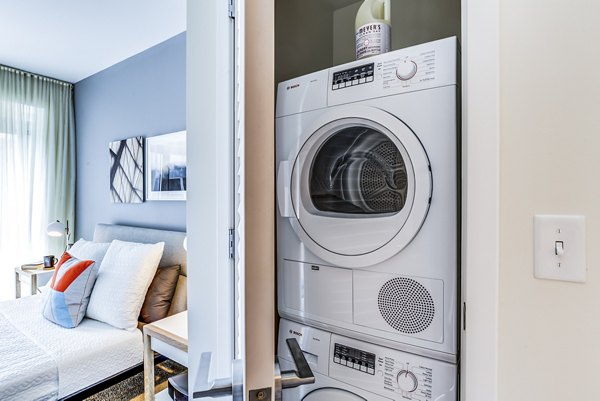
left=92, top=224, right=187, bottom=315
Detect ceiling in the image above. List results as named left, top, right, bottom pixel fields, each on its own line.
left=0, top=0, right=186, bottom=83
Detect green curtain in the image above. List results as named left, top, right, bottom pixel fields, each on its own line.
left=0, top=66, right=75, bottom=299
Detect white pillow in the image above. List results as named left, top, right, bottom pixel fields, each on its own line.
left=86, top=240, right=165, bottom=330
left=68, top=239, right=110, bottom=266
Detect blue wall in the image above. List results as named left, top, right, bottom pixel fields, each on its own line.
left=74, top=33, right=186, bottom=240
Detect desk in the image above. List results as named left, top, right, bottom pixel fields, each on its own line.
left=14, top=266, right=55, bottom=298
left=143, top=311, right=188, bottom=401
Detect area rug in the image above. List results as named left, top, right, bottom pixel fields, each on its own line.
left=84, top=359, right=186, bottom=401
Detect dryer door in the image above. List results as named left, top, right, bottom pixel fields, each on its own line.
left=302, top=388, right=366, bottom=401
left=288, top=105, right=431, bottom=267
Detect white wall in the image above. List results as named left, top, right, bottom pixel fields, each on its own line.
left=499, top=0, right=600, bottom=399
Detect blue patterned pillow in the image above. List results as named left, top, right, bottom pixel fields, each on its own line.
left=42, top=252, right=99, bottom=328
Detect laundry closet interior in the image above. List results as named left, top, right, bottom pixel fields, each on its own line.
left=273, top=1, right=462, bottom=400
left=275, top=0, right=461, bottom=82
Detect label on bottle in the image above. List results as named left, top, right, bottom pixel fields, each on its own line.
left=356, top=22, right=391, bottom=59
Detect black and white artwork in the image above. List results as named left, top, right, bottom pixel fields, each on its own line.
left=109, top=136, right=144, bottom=203
left=146, top=131, right=187, bottom=201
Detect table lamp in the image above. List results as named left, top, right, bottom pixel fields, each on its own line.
left=47, top=220, right=71, bottom=251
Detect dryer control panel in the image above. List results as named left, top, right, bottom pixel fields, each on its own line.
left=276, top=36, right=458, bottom=118
left=329, top=334, right=456, bottom=400
left=331, top=63, right=375, bottom=90
left=327, top=36, right=457, bottom=108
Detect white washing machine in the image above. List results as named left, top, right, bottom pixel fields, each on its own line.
left=276, top=38, right=459, bottom=362
left=278, top=319, right=456, bottom=401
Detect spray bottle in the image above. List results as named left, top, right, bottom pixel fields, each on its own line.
left=355, top=0, right=391, bottom=60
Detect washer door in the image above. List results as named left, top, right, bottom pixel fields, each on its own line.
left=289, top=106, right=431, bottom=267
left=302, top=388, right=366, bottom=401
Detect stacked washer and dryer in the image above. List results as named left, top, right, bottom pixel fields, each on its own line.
left=276, top=37, right=459, bottom=400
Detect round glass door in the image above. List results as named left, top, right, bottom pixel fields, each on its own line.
left=302, top=388, right=366, bottom=401
left=309, top=125, right=408, bottom=216
left=288, top=106, right=431, bottom=267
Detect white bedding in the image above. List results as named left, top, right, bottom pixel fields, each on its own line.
left=0, top=308, right=57, bottom=400
left=0, top=295, right=143, bottom=399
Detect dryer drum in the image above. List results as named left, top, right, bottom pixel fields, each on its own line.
left=309, top=126, right=408, bottom=214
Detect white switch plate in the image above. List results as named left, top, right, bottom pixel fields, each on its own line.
left=533, top=215, right=586, bottom=283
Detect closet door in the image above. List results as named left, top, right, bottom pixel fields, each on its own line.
left=189, top=1, right=314, bottom=400
left=186, top=0, right=236, bottom=397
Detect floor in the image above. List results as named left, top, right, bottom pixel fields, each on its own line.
left=84, top=359, right=186, bottom=401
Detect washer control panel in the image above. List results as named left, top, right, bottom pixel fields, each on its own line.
left=333, top=343, right=376, bottom=375
left=382, top=357, right=433, bottom=400
left=329, top=334, right=456, bottom=400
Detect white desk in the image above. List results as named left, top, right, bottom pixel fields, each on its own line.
left=143, top=311, right=188, bottom=401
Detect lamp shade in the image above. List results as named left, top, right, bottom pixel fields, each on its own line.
left=47, top=221, right=66, bottom=237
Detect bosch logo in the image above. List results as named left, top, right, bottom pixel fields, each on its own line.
left=289, top=329, right=303, bottom=337
left=286, top=84, right=300, bottom=90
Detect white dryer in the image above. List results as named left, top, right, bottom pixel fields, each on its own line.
left=276, top=38, right=459, bottom=362
left=278, top=319, right=456, bottom=401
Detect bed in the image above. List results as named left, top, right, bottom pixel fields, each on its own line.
left=0, top=224, right=187, bottom=401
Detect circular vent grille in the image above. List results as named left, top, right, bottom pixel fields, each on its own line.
left=377, top=277, right=435, bottom=334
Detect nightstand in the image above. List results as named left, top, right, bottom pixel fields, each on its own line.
left=14, top=266, right=55, bottom=298
left=143, top=311, right=188, bottom=400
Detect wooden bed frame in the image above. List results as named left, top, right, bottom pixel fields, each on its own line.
left=60, top=224, right=187, bottom=400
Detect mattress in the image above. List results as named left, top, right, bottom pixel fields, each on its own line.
left=0, top=295, right=143, bottom=399
left=0, top=309, right=57, bottom=400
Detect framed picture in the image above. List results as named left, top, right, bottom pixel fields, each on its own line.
left=145, top=131, right=187, bottom=201
left=109, top=136, right=144, bottom=203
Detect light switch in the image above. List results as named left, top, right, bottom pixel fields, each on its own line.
left=534, top=215, right=586, bottom=282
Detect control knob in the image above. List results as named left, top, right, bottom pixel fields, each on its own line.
left=396, top=60, right=417, bottom=81
left=396, top=370, right=418, bottom=392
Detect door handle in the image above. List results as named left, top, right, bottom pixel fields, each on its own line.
left=277, top=160, right=293, bottom=217
left=280, top=338, right=315, bottom=389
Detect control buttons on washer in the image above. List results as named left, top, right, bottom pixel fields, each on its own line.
left=397, top=370, right=418, bottom=392
left=333, top=343, right=376, bottom=375
left=396, top=59, right=418, bottom=81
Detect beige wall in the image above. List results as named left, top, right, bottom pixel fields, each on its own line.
left=499, top=1, right=600, bottom=399
left=333, top=0, right=461, bottom=65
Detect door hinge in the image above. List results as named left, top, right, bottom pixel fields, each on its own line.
left=462, top=302, right=466, bottom=330
left=228, top=0, right=235, bottom=19
left=229, top=228, right=235, bottom=259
